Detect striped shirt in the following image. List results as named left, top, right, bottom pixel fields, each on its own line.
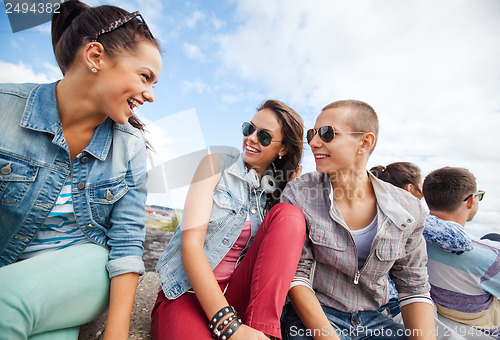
left=19, top=178, right=89, bottom=259
left=425, top=215, right=500, bottom=335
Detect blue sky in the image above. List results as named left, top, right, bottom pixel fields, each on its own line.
left=1, top=0, right=499, bottom=237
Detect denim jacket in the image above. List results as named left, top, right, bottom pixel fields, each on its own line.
left=156, top=152, right=266, bottom=300
left=0, top=82, right=148, bottom=278
left=282, top=171, right=430, bottom=312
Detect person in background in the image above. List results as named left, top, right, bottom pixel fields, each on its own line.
left=371, top=162, right=481, bottom=339
left=281, top=100, right=436, bottom=340
left=370, top=162, right=423, bottom=200
left=152, top=100, right=306, bottom=339
left=370, top=161, right=425, bottom=317
left=423, top=167, right=499, bottom=339
left=0, top=1, right=161, bottom=339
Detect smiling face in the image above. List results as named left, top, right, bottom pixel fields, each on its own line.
left=309, top=108, right=367, bottom=176
left=95, top=40, right=162, bottom=124
left=242, top=108, right=286, bottom=175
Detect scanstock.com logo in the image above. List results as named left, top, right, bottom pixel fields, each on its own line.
left=4, top=0, right=61, bottom=33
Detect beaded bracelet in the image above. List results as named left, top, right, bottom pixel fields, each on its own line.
left=218, top=317, right=242, bottom=340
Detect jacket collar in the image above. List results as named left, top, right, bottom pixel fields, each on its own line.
left=369, top=172, right=417, bottom=230
left=325, top=170, right=416, bottom=230
left=20, top=81, right=61, bottom=135
left=226, top=153, right=275, bottom=184
left=226, top=153, right=276, bottom=197
left=226, top=153, right=247, bottom=180
left=20, top=81, right=113, bottom=161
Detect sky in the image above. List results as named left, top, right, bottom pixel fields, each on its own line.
left=0, top=0, right=499, bottom=238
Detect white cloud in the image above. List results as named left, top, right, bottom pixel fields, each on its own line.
left=34, top=22, right=51, bottom=34
left=11, top=38, right=23, bottom=50
left=186, top=10, right=205, bottom=28
left=0, top=61, right=61, bottom=83
left=182, top=78, right=210, bottom=95
left=213, top=0, right=500, bottom=234
left=210, top=13, right=225, bottom=31
left=220, top=90, right=263, bottom=105
left=183, top=42, right=206, bottom=61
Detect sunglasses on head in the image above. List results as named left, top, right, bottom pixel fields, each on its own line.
left=91, top=11, right=152, bottom=42
left=242, top=122, right=281, bottom=147
left=463, top=190, right=485, bottom=202
left=306, top=126, right=365, bottom=144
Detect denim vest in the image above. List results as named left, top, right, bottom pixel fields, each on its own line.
left=0, top=82, right=148, bottom=278
left=156, top=153, right=266, bottom=300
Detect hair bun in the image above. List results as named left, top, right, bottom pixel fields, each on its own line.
left=51, top=0, right=89, bottom=49
left=370, top=165, right=386, bottom=178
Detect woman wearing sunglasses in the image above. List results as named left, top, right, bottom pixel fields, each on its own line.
left=152, top=100, right=305, bottom=339
left=0, top=1, right=161, bottom=339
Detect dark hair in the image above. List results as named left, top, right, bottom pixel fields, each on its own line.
left=322, top=100, right=379, bottom=152
left=370, top=162, right=422, bottom=191
left=257, top=100, right=304, bottom=210
left=51, top=0, right=160, bottom=132
left=423, top=167, right=477, bottom=212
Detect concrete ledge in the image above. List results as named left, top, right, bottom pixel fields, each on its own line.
left=79, top=272, right=160, bottom=340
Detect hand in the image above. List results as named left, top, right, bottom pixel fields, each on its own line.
left=231, top=324, right=270, bottom=340
left=289, top=166, right=302, bottom=180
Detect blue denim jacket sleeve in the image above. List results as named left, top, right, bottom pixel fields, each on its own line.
left=0, top=82, right=148, bottom=275
left=105, top=132, right=148, bottom=278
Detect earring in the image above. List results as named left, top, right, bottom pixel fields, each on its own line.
left=90, top=44, right=94, bottom=48
left=279, top=155, right=282, bottom=160
left=91, top=67, right=97, bottom=73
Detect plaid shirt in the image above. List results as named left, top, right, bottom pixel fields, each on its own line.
left=282, top=171, right=431, bottom=312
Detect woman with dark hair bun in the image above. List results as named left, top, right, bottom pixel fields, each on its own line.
left=0, top=1, right=161, bottom=339
left=370, top=162, right=424, bottom=199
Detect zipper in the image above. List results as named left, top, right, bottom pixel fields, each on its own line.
left=329, top=190, right=390, bottom=286
left=350, top=215, right=390, bottom=285
left=354, top=271, right=361, bottom=284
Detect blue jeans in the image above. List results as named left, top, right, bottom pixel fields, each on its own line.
left=281, top=299, right=407, bottom=340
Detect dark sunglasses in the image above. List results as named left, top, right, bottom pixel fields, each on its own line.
left=306, top=126, right=365, bottom=144
left=242, top=122, right=281, bottom=147
left=463, top=190, right=485, bottom=201
left=91, top=11, right=152, bottom=42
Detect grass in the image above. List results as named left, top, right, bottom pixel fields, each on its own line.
left=145, top=215, right=179, bottom=232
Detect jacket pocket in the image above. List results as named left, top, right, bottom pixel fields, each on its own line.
left=309, top=222, right=348, bottom=266
left=375, top=238, right=404, bottom=262
left=371, top=238, right=405, bottom=283
left=210, top=188, right=238, bottom=228
left=0, top=156, right=39, bottom=205
left=89, top=177, right=129, bottom=224
left=309, top=221, right=348, bottom=249
left=212, top=188, right=237, bottom=211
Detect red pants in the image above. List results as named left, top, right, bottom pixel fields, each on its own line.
left=151, top=203, right=306, bottom=339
